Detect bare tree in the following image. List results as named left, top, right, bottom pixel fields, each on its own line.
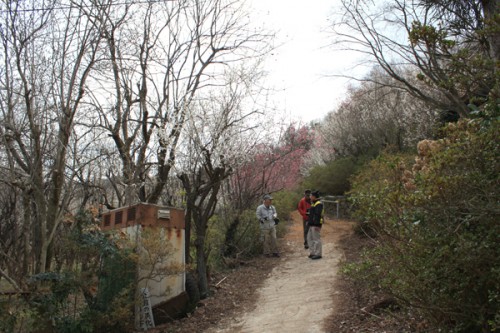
left=83, top=0, right=271, bottom=207
left=331, top=0, right=496, bottom=118
left=0, top=0, right=102, bottom=277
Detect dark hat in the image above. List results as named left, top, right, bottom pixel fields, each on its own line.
left=304, top=189, right=311, bottom=194
left=263, top=194, right=273, bottom=200
left=311, top=190, right=320, bottom=198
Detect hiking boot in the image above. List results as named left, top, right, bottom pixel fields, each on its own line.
left=304, top=244, right=309, bottom=249
left=311, top=255, right=322, bottom=260
left=272, top=253, right=280, bottom=258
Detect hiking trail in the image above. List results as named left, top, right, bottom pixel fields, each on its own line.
left=205, top=211, right=353, bottom=333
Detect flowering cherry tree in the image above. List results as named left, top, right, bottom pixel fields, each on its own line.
left=228, top=124, right=314, bottom=211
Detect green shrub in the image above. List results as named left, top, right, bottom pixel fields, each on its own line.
left=217, top=190, right=297, bottom=262
left=348, top=152, right=416, bottom=234
left=303, top=155, right=373, bottom=196
left=3, top=210, right=137, bottom=333
left=206, top=208, right=262, bottom=266
left=348, top=119, right=500, bottom=332
left=0, top=298, right=16, bottom=332
left=270, top=190, right=299, bottom=233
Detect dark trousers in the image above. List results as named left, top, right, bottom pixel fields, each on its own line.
left=303, top=219, right=310, bottom=246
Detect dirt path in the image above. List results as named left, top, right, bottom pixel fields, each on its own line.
left=205, top=211, right=353, bottom=333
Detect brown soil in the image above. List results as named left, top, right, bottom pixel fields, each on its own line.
left=151, top=211, right=410, bottom=333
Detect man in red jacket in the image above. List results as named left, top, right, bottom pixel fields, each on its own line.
left=297, top=189, right=312, bottom=249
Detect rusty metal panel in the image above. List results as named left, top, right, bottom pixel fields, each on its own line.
left=100, top=203, right=185, bottom=231
left=135, top=204, right=156, bottom=226
left=167, top=208, right=186, bottom=229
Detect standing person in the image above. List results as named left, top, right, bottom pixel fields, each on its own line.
left=307, top=190, right=324, bottom=260
left=297, top=189, right=312, bottom=249
left=256, top=194, right=280, bottom=258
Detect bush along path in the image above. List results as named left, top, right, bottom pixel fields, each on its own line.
left=203, top=211, right=352, bottom=333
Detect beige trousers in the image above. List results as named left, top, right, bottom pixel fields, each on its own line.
left=261, top=227, right=278, bottom=255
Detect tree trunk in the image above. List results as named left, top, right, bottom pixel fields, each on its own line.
left=22, top=192, right=31, bottom=277
left=223, top=217, right=240, bottom=257
left=194, top=218, right=209, bottom=298
left=482, top=0, right=500, bottom=65
left=482, top=0, right=500, bottom=97
left=184, top=204, right=192, bottom=265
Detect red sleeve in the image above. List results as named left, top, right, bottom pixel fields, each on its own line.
left=298, top=198, right=307, bottom=219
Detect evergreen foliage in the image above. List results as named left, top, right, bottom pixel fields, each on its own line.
left=346, top=119, right=500, bottom=332
left=216, top=190, right=297, bottom=263
left=303, top=156, right=371, bottom=196
left=0, top=210, right=136, bottom=333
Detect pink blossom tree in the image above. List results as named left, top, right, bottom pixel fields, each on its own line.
left=228, top=124, right=314, bottom=211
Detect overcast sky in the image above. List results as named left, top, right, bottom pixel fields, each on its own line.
left=249, top=0, right=365, bottom=123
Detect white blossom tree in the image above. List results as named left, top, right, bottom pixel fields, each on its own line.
left=177, top=62, right=268, bottom=297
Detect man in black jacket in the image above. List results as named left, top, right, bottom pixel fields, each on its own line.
left=307, top=190, right=323, bottom=260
